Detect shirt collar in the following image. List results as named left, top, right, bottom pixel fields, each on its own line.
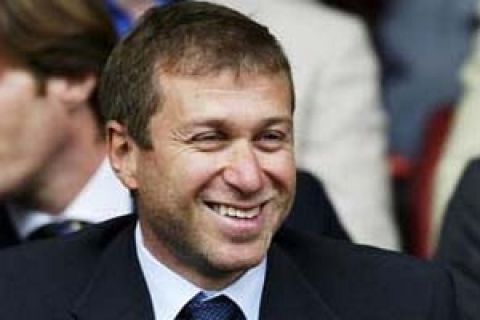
left=8, top=159, right=132, bottom=239
left=135, top=223, right=266, bottom=320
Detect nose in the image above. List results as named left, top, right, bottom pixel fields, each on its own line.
left=223, top=142, right=264, bottom=195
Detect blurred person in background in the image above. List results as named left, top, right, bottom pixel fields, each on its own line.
left=432, top=5, right=480, bottom=318
left=377, top=0, right=476, bottom=166
left=432, top=0, right=480, bottom=251
left=376, top=0, right=476, bottom=254
left=319, top=0, right=478, bottom=254
left=0, top=0, right=131, bottom=247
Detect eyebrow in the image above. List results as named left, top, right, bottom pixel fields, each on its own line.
left=183, top=116, right=293, bottom=130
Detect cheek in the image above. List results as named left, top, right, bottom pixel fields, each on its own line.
left=170, top=150, right=224, bottom=188
left=0, top=115, right=22, bottom=150
left=0, top=106, right=43, bottom=162
left=0, top=72, right=37, bottom=115
left=261, top=152, right=296, bottom=189
left=17, top=112, right=69, bottom=162
left=137, top=151, right=216, bottom=203
left=0, top=91, right=31, bottom=137
left=0, top=88, right=62, bottom=156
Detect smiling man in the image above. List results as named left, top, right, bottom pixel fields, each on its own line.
left=0, top=2, right=461, bottom=320
left=122, top=71, right=295, bottom=290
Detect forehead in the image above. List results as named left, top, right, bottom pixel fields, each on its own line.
left=158, top=71, right=292, bottom=115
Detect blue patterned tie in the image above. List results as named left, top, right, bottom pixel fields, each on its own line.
left=176, top=292, right=246, bottom=320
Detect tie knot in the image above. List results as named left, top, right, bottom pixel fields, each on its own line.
left=27, top=220, right=90, bottom=241
left=177, top=293, right=245, bottom=320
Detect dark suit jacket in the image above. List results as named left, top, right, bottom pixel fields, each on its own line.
left=0, top=169, right=348, bottom=249
left=0, top=214, right=458, bottom=320
left=435, top=158, right=480, bottom=320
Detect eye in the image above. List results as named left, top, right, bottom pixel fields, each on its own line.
left=255, top=129, right=289, bottom=151
left=190, top=130, right=228, bottom=151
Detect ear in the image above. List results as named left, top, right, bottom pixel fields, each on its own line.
left=106, top=120, right=139, bottom=190
left=46, top=74, right=97, bottom=110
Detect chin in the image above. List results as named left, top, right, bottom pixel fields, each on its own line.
left=199, top=254, right=263, bottom=285
left=209, top=240, right=269, bottom=273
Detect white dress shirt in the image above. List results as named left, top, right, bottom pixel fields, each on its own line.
left=8, top=159, right=132, bottom=239
left=135, top=224, right=266, bottom=320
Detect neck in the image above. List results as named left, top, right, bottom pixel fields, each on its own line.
left=140, top=220, right=245, bottom=291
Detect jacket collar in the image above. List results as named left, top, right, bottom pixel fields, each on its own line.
left=260, top=242, right=340, bottom=320
left=69, top=221, right=154, bottom=320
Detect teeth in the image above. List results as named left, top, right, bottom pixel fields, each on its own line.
left=212, top=204, right=260, bottom=219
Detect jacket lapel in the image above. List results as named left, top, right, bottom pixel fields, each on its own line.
left=69, top=222, right=154, bottom=320
left=260, top=243, right=340, bottom=320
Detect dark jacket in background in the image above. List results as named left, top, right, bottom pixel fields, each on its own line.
left=285, top=169, right=349, bottom=241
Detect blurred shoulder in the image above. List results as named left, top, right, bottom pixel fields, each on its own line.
left=0, top=214, right=136, bottom=283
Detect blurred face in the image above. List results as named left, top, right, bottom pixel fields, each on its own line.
left=121, top=71, right=295, bottom=289
left=0, top=53, right=70, bottom=199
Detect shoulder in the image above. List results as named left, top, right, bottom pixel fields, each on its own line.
left=276, top=226, right=448, bottom=280
left=0, top=214, right=135, bottom=265
left=0, top=215, right=136, bottom=315
left=0, top=214, right=135, bottom=272
left=273, top=228, right=458, bottom=319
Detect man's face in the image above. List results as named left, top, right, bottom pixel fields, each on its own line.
left=124, top=71, right=295, bottom=288
left=0, top=53, right=70, bottom=199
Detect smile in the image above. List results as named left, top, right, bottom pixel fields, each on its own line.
left=207, top=203, right=261, bottom=219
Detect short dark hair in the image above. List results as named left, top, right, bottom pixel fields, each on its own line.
left=0, top=0, right=117, bottom=126
left=100, top=1, right=294, bottom=149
